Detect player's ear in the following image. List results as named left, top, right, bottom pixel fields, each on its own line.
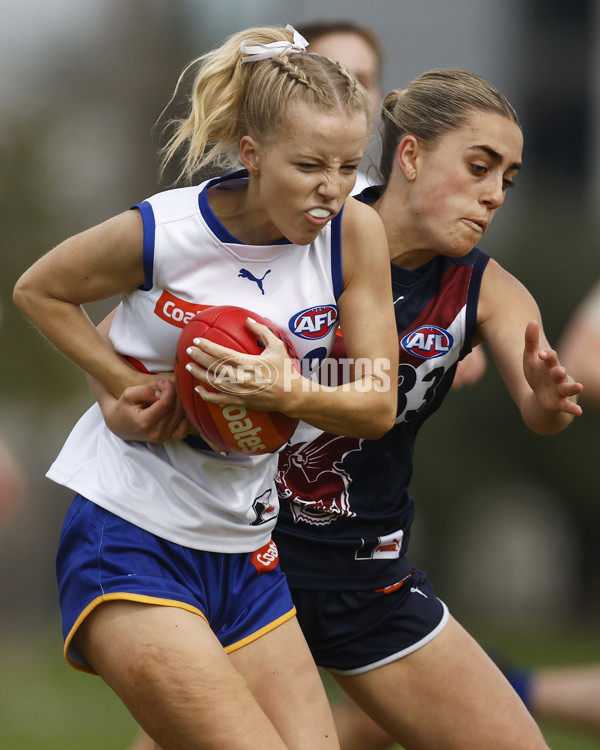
left=240, top=135, right=261, bottom=175
left=397, top=135, right=419, bottom=181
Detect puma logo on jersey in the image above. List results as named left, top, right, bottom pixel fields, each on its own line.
left=355, top=529, right=404, bottom=560
left=401, top=325, right=453, bottom=359
left=238, top=268, right=271, bottom=294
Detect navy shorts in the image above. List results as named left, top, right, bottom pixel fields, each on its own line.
left=290, top=567, right=448, bottom=674
left=57, top=495, right=295, bottom=673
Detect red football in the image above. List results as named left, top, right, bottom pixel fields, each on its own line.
left=174, top=306, right=299, bottom=455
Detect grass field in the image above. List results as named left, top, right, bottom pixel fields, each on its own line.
left=1, top=621, right=598, bottom=749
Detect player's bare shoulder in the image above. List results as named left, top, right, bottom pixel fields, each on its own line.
left=340, top=196, right=387, bottom=260
left=342, top=193, right=380, bottom=227
left=478, top=257, right=538, bottom=327
left=481, top=258, right=531, bottom=299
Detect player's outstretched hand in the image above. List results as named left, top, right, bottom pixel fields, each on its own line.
left=102, top=378, right=192, bottom=442
left=523, top=320, right=583, bottom=417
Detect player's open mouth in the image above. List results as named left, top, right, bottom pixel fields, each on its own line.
left=308, top=208, right=332, bottom=219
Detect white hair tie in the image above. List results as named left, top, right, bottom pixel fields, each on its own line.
left=241, top=24, right=309, bottom=63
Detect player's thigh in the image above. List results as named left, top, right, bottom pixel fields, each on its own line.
left=333, top=615, right=549, bottom=750
left=230, top=616, right=340, bottom=750
left=331, top=696, right=394, bottom=750
left=75, top=600, right=287, bottom=750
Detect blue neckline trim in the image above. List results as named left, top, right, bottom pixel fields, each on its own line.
left=198, top=169, right=291, bottom=246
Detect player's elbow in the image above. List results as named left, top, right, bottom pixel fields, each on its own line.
left=376, top=405, right=397, bottom=438
left=13, top=273, right=34, bottom=316
left=362, top=394, right=396, bottom=439
left=524, top=409, right=575, bottom=436
left=13, top=269, right=50, bottom=322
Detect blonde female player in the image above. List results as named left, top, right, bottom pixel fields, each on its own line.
left=12, top=25, right=397, bottom=750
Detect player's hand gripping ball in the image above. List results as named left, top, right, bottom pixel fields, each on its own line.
left=175, top=306, right=299, bottom=455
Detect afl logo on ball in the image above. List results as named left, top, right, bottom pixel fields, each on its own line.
left=289, top=305, right=338, bottom=340
left=401, top=325, right=453, bottom=359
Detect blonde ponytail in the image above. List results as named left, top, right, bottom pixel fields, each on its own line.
left=160, top=25, right=370, bottom=183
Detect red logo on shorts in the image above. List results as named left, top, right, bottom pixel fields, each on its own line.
left=250, top=540, right=280, bottom=575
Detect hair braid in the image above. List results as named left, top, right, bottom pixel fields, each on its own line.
left=271, top=55, right=323, bottom=96
left=159, top=25, right=371, bottom=183
left=331, top=58, right=362, bottom=98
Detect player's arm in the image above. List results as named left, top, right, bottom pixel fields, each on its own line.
left=93, top=376, right=190, bottom=443
left=321, top=198, right=398, bottom=433
left=13, top=209, right=152, bottom=397
left=476, top=259, right=582, bottom=434
left=188, top=201, right=398, bottom=439
left=89, top=310, right=190, bottom=443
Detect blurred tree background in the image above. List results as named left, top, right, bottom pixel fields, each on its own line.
left=0, top=0, right=598, bottom=712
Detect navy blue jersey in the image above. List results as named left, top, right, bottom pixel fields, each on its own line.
left=273, top=201, right=490, bottom=590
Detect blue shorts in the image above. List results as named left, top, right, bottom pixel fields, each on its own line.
left=290, top=566, right=448, bottom=674
left=57, top=494, right=295, bottom=673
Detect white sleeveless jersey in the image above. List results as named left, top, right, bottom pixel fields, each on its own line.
left=47, top=171, right=343, bottom=553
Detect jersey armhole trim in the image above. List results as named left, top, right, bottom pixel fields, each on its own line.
left=331, top=206, right=344, bottom=300
left=464, top=249, right=491, bottom=354
left=131, top=201, right=155, bottom=291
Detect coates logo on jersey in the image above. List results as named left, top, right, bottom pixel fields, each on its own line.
left=154, top=291, right=212, bottom=329
left=289, top=305, right=338, bottom=340
left=401, top=325, right=454, bottom=359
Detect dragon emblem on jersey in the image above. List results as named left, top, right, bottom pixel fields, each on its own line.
left=276, top=433, right=361, bottom=525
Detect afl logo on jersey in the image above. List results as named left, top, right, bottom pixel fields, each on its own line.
left=401, top=325, right=453, bottom=359
left=289, top=305, right=338, bottom=340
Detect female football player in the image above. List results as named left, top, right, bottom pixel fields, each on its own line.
left=270, top=69, right=581, bottom=750
left=12, top=25, right=398, bottom=750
